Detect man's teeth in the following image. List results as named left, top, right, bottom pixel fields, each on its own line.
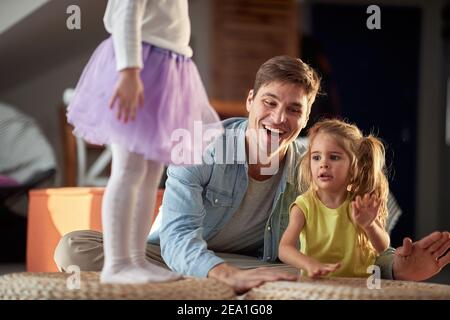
left=264, top=125, right=285, bottom=134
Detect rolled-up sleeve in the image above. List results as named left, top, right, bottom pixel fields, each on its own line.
left=159, top=165, right=225, bottom=277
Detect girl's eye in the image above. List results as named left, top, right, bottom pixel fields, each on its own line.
left=312, top=155, right=320, bottom=161
left=330, top=155, right=340, bottom=160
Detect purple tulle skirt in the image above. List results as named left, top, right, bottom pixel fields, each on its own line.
left=67, top=37, right=223, bottom=165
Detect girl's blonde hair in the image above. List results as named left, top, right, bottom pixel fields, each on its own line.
left=298, top=119, right=389, bottom=256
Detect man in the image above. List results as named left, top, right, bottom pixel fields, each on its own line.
left=55, top=56, right=450, bottom=293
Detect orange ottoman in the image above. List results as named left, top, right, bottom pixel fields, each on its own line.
left=27, top=188, right=164, bottom=272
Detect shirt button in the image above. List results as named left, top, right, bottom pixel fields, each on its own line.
left=214, top=199, right=218, bottom=203
left=267, top=226, right=271, bottom=231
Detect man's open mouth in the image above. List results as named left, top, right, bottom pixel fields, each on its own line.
left=262, top=124, right=286, bottom=136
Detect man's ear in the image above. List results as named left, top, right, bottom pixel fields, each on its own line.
left=246, top=89, right=254, bottom=112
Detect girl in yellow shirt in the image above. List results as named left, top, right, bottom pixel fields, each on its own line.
left=279, top=119, right=390, bottom=278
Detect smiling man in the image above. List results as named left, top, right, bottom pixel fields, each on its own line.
left=55, top=56, right=450, bottom=294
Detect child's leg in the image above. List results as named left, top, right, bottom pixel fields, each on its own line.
left=100, top=144, right=150, bottom=284
left=130, top=159, right=181, bottom=281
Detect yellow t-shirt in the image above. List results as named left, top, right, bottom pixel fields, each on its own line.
left=291, top=192, right=376, bottom=278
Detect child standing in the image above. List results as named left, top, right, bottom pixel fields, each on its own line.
left=67, top=0, right=222, bottom=284
left=279, top=119, right=390, bottom=278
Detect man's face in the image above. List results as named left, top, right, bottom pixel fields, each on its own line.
left=246, top=81, right=310, bottom=156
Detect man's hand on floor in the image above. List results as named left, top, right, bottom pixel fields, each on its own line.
left=208, top=263, right=298, bottom=294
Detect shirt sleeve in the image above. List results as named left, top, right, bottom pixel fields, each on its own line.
left=159, top=164, right=225, bottom=277
left=374, top=247, right=395, bottom=279
left=108, top=0, right=147, bottom=71
left=290, top=194, right=309, bottom=220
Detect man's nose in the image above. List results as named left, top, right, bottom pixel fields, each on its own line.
left=272, top=107, right=286, bottom=124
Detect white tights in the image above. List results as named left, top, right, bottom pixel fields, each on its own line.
left=100, top=144, right=181, bottom=284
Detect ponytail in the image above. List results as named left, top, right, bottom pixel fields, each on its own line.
left=350, top=135, right=389, bottom=256
left=352, top=136, right=387, bottom=198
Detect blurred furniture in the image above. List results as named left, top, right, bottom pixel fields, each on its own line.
left=0, top=168, right=56, bottom=205
left=0, top=101, right=57, bottom=262
left=0, top=168, right=56, bottom=263
left=26, top=187, right=164, bottom=272
left=75, top=141, right=111, bottom=187
left=60, top=104, right=77, bottom=186
left=60, top=104, right=111, bottom=187
left=210, top=99, right=247, bottom=119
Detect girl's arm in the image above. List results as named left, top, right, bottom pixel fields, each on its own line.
left=351, top=194, right=390, bottom=254
left=362, top=218, right=390, bottom=254
left=107, top=0, right=146, bottom=123
left=279, top=205, right=340, bottom=277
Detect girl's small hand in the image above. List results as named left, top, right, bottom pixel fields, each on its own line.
left=351, top=193, right=381, bottom=229
left=304, top=260, right=340, bottom=278
left=109, top=68, right=144, bottom=123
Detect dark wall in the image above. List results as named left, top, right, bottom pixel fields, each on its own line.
left=309, top=4, right=422, bottom=246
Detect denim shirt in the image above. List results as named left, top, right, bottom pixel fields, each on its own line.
left=149, top=117, right=396, bottom=279
left=148, top=117, right=306, bottom=277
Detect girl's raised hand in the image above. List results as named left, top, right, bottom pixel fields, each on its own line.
left=109, top=68, right=144, bottom=123
left=351, top=193, right=381, bottom=229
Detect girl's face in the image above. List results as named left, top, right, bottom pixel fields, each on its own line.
left=310, top=132, right=351, bottom=193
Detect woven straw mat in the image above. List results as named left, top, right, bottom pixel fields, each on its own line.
left=0, top=272, right=236, bottom=300
left=245, top=276, right=450, bottom=300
